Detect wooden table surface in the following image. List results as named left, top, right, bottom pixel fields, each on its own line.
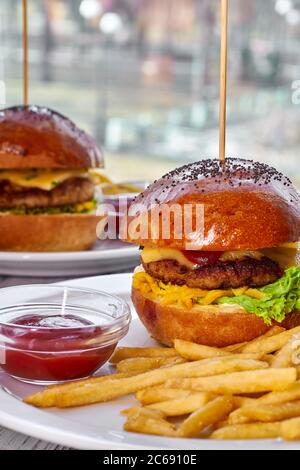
left=0, top=275, right=78, bottom=451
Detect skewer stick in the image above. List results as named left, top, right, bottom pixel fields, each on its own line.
left=22, top=0, right=29, bottom=105
left=219, top=0, right=229, bottom=165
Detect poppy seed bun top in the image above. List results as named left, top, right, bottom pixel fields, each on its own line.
left=0, top=106, right=103, bottom=169
left=126, top=158, right=300, bottom=251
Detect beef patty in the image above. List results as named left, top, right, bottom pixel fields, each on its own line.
left=143, top=257, right=283, bottom=290
left=0, top=177, right=94, bottom=208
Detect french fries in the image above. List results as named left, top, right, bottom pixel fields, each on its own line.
left=174, top=339, right=229, bottom=360
left=211, top=422, right=283, bottom=440
left=174, top=339, right=263, bottom=361
left=178, top=397, right=233, bottom=438
left=262, top=354, right=275, bottom=365
left=25, top=372, right=137, bottom=408
left=110, top=347, right=178, bottom=364
left=240, top=326, right=300, bottom=354
left=241, top=401, right=300, bottom=422
left=124, top=408, right=177, bottom=438
left=281, top=417, right=300, bottom=440
left=256, top=382, right=300, bottom=405
left=223, top=342, right=248, bottom=352
left=271, top=340, right=294, bottom=368
left=116, top=356, right=185, bottom=373
left=227, top=408, right=252, bottom=425
left=53, top=357, right=267, bottom=408
left=147, top=393, right=211, bottom=417
left=166, top=369, right=297, bottom=395
left=227, top=384, right=300, bottom=425
left=136, top=388, right=193, bottom=405
left=124, top=417, right=177, bottom=437
left=223, top=327, right=285, bottom=353
left=232, top=397, right=256, bottom=409
left=25, top=325, right=300, bottom=442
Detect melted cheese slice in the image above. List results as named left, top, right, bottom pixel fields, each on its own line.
left=0, top=169, right=90, bottom=191
left=141, top=248, right=197, bottom=270
left=0, top=169, right=112, bottom=191
left=262, top=245, right=300, bottom=269
left=141, top=244, right=300, bottom=270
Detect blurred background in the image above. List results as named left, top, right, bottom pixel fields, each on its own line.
left=0, top=0, right=299, bottom=186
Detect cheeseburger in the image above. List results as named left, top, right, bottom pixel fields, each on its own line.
left=128, top=158, right=300, bottom=347
left=0, top=105, right=105, bottom=252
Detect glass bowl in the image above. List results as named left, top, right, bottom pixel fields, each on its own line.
left=0, top=285, right=131, bottom=385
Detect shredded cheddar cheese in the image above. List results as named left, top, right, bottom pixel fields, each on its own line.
left=132, top=271, right=264, bottom=309
left=232, top=287, right=248, bottom=296
left=244, top=288, right=265, bottom=300
left=200, top=290, right=232, bottom=305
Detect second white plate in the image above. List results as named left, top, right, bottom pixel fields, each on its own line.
left=0, top=240, right=140, bottom=277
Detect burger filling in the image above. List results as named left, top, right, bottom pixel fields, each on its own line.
left=133, top=245, right=300, bottom=326
left=142, top=257, right=282, bottom=290
left=0, top=169, right=107, bottom=214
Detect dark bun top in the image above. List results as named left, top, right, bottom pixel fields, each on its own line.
left=0, top=106, right=103, bottom=169
left=126, top=158, right=300, bottom=251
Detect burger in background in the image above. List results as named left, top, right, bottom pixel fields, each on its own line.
left=127, top=158, right=300, bottom=347
left=0, top=105, right=107, bottom=252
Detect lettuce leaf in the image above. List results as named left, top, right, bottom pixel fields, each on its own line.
left=218, top=267, right=300, bottom=325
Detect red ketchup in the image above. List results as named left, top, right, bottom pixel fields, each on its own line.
left=0, top=314, right=116, bottom=382
left=182, top=250, right=223, bottom=266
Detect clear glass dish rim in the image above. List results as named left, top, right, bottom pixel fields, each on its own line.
left=0, top=284, right=131, bottom=331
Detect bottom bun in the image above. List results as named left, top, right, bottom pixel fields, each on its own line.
left=132, top=286, right=300, bottom=347
left=0, top=213, right=103, bottom=252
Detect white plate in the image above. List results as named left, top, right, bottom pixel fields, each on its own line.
left=0, top=241, right=139, bottom=277
left=0, top=273, right=300, bottom=450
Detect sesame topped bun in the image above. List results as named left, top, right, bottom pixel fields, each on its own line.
left=126, top=158, right=300, bottom=251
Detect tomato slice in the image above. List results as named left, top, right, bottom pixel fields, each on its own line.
left=183, top=250, right=222, bottom=266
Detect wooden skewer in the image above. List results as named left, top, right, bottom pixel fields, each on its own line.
left=22, top=0, right=29, bottom=105
left=219, top=0, right=229, bottom=166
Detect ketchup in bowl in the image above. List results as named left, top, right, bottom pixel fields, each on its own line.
left=1, top=314, right=116, bottom=382
left=0, top=286, right=131, bottom=385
